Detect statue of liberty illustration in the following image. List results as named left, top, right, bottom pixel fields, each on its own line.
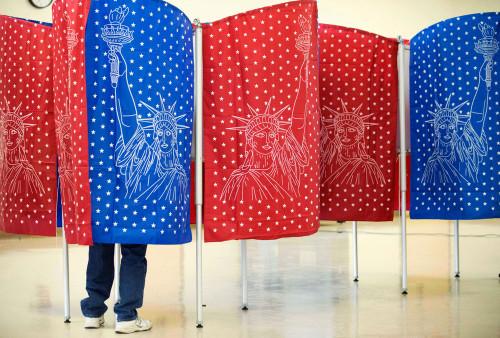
left=320, top=101, right=386, bottom=187
left=422, top=22, right=497, bottom=185
left=220, top=15, right=312, bottom=202
left=102, top=6, right=188, bottom=202
left=56, top=11, right=78, bottom=204
left=1, top=98, right=45, bottom=195
left=56, top=98, right=76, bottom=203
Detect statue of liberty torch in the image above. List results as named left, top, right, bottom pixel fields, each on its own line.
left=64, top=12, right=78, bottom=57
left=101, top=5, right=134, bottom=88
left=65, top=11, right=78, bottom=89
left=475, top=22, right=499, bottom=89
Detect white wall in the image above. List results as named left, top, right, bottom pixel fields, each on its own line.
left=0, top=0, right=498, bottom=38
left=0, top=0, right=52, bottom=22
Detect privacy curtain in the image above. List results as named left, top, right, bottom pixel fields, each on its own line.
left=0, top=15, right=58, bottom=237
left=84, top=0, right=194, bottom=244
left=203, top=0, right=321, bottom=242
left=53, top=0, right=195, bottom=245
left=318, top=24, right=399, bottom=221
left=52, top=0, right=93, bottom=244
left=410, top=13, right=499, bottom=219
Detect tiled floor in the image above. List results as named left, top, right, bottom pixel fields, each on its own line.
left=0, top=216, right=499, bottom=338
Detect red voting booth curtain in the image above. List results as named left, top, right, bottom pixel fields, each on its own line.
left=318, top=24, right=399, bottom=222
left=52, top=0, right=92, bottom=245
left=0, top=16, right=57, bottom=236
left=203, top=0, right=321, bottom=242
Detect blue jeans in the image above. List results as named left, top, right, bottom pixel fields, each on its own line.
left=80, top=243, right=147, bottom=321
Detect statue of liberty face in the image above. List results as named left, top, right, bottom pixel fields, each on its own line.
left=335, top=123, right=360, bottom=147
left=4, top=122, right=22, bottom=151
left=154, top=121, right=176, bottom=154
left=249, top=126, right=278, bottom=155
left=435, top=117, right=456, bottom=145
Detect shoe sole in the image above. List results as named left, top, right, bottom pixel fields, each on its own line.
left=115, top=326, right=153, bottom=334
left=84, top=319, right=105, bottom=329
left=115, top=327, right=152, bottom=334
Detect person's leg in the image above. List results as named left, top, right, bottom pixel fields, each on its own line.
left=81, top=243, right=115, bottom=318
left=114, top=244, right=148, bottom=322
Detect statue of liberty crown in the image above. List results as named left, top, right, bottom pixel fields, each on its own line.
left=322, top=100, right=377, bottom=133
left=1, top=97, right=35, bottom=134
left=426, top=95, right=470, bottom=126
left=228, top=98, right=291, bottom=137
left=139, top=94, right=188, bottom=135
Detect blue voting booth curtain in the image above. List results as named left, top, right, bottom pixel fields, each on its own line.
left=85, top=0, right=194, bottom=244
left=410, top=13, right=499, bottom=219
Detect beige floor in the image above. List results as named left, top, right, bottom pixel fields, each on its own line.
left=0, top=216, right=499, bottom=338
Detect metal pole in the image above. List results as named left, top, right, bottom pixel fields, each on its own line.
left=194, top=19, right=204, bottom=329
left=62, top=223, right=71, bottom=323
left=114, top=244, right=121, bottom=303
left=453, top=220, right=460, bottom=278
left=241, top=240, right=249, bottom=310
left=62, top=16, right=74, bottom=322
left=352, top=221, right=359, bottom=282
left=398, top=36, right=408, bottom=295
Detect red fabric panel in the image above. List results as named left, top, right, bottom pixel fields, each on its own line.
left=319, top=24, right=398, bottom=221
left=0, top=16, right=57, bottom=236
left=203, top=1, right=321, bottom=242
left=52, top=0, right=92, bottom=245
left=394, top=153, right=411, bottom=211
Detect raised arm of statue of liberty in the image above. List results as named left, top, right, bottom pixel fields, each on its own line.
left=454, top=58, right=491, bottom=181
left=288, top=15, right=311, bottom=146
left=108, top=48, right=139, bottom=147
left=271, top=15, right=312, bottom=195
left=468, top=59, right=492, bottom=136
left=455, top=23, right=497, bottom=181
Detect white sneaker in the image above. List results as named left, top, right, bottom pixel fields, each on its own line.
left=84, top=315, right=104, bottom=329
left=115, top=317, right=152, bottom=334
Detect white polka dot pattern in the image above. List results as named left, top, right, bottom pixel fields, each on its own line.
left=85, top=0, right=194, bottom=245
left=319, top=24, right=399, bottom=221
left=410, top=12, right=500, bottom=220
left=203, top=1, right=321, bottom=242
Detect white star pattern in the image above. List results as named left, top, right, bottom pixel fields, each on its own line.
left=318, top=24, right=399, bottom=221
left=410, top=12, right=500, bottom=219
left=203, top=1, right=320, bottom=242
left=85, top=0, right=194, bottom=244
left=0, top=15, right=57, bottom=236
